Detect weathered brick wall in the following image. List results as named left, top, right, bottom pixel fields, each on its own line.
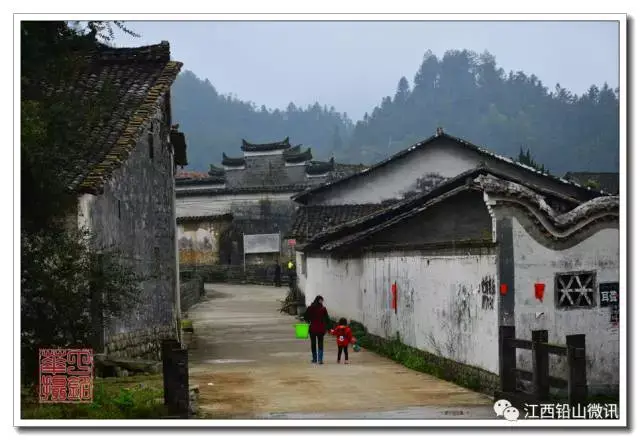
left=180, top=276, right=205, bottom=312
left=79, top=94, right=179, bottom=353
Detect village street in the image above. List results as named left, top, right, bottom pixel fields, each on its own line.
left=187, top=283, right=495, bottom=419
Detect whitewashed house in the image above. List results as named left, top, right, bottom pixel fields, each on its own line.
left=288, top=130, right=619, bottom=394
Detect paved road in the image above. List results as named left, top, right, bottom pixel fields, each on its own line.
left=187, top=283, right=494, bottom=419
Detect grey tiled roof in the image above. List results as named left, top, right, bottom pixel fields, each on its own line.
left=46, top=41, right=183, bottom=194
left=286, top=203, right=391, bottom=240
left=301, top=166, right=587, bottom=252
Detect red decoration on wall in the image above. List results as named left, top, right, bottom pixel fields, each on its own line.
left=391, top=282, right=398, bottom=313
left=534, top=283, right=545, bottom=302
left=500, top=283, right=508, bottom=295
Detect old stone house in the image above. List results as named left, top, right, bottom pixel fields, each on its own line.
left=290, top=130, right=619, bottom=395
left=66, top=42, right=187, bottom=359
left=175, top=137, right=365, bottom=269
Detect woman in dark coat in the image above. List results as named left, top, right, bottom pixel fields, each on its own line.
left=303, top=295, right=330, bottom=364
left=273, top=262, right=282, bottom=287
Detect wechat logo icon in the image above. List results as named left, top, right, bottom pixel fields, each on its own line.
left=494, top=399, right=520, bottom=421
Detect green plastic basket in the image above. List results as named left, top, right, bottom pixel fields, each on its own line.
left=294, top=323, right=310, bottom=339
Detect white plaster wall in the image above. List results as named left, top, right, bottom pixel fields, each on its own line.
left=511, top=218, right=620, bottom=391
left=304, top=255, right=364, bottom=323
left=176, top=183, right=225, bottom=192
left=176, top=192, right=296, bottom=217
left=305, top=250, right=500, bottom=374
left=77, top=193, right=96, bottom=232
left=312, top=145, right=479, bottom=205
left=244, top=149, right=286, bottom=157
left=295, top=251, right=307, bottom=295
left=178, top=224, right=219, bottom=249
left=360, top=251, right=500, bottom=374
left=306, top=138, right=594, bottom=207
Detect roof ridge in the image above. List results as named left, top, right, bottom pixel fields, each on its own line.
left=93, top=41, right=171, bottom=64
left=292, top=131, right=606, bottom=203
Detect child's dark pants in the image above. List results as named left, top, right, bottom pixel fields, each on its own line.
left=337, top=345, right=349, bottom=361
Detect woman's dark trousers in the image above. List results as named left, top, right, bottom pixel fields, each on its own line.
left=310, top=332, right=324, bottom=363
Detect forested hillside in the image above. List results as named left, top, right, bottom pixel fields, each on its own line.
left=171, top=71, right=354, bottom=170
left=172, top=49, right=619, bottom=174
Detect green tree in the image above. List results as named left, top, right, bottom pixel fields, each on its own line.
left=345, top=48, right=618, bottom=174
left=21, top=21, right=144, bottom=384
left=515, top=146, right=547, bottom=173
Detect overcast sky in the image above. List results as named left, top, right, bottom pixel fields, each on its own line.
left=114, top=21, right=619, bottom=121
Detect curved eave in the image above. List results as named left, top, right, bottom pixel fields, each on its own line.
left=285, top=148, right=313, bottom=164
left=208, top=165, right=225, bottom=177
left=306, top=159, right=335, bottom=176
left=283, top=144, right=302, bottom=156
left=221, top=153, right=246, bottom=167
left=241, top=136, right=291, bottom=152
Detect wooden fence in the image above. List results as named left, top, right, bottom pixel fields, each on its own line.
left=496, top=325, right=587, bottom=408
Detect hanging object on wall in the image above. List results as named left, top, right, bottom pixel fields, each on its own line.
left=534, top=283, right=545, bottom=302
left=500, top=283, right=508, bottom=296
left=391, top=282, right=398, bottom=313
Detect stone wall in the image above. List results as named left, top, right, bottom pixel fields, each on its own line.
left=180, top=276, right=205, bottom=312
left=104, top=325, right=176, bottom=360
left=181, top=264, right=294, bottom=286
left=77, top=93, right=178, bottom=350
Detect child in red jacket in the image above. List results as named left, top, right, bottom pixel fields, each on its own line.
left=330, top=318, right=356, bottom=364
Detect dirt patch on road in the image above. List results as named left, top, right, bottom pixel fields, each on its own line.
left=205, top=290, right=232, bottom=300
left=194, top=372, right=257, bottom=418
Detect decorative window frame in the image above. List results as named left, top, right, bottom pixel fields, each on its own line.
left=554, top=270, right=598, bottom=309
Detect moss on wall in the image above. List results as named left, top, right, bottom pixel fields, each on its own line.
left=341, top=318, right=500, bottom=395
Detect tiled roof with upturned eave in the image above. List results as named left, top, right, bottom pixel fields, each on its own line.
left=47, top=41, right=183, bottom=194
left=241, top=137, right=291, bottom=152
left=222, top=153, right=246, bottom=167
left=300, top=166, right=586, bottom=253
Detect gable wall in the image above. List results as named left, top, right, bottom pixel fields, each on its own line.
left=306, top=138, right=593, bottom=206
